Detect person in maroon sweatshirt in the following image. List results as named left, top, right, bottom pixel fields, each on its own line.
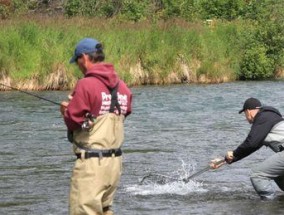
left=60, top=38, right=132, bottom=215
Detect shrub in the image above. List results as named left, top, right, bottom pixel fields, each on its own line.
left=199, top=0, right=246, bottom=20
left=64, top=0, right=81, bottom=16
left=0, top=0, right=11, bottom=19
left=65, top=0, right=100, bottom=17
left=256, top=1, right=284, bottom=72
left=121, top=0, right=149, bottom=21
left=239, top=44, right=274, bottom=80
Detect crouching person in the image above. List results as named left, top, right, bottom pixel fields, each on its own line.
left=212, top=98, right=284, bottom=200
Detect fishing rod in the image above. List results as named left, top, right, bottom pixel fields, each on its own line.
left=182, top=159, right=225, bottom=183
left=140, top=159, right=226, bottom=185
left=0, top=83, right=61, bottom=106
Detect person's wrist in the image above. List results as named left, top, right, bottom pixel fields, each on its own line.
left=225, top=156, right=232, bottom=164
left=60, top=101, right=69, bottom=116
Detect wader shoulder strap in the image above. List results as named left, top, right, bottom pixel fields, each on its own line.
left=85, top=74, right=121, bottom=115
left=109, top=82, right=121, bottom=115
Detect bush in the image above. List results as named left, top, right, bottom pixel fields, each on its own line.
left=121, top=0, right=149, bottom=21
left=0, top=0, right=11, bottom=19
left=99, top=1, right=120, bottom=17
left=65, top=0, right=99, bottom=17
left=256, top=1, right=284, bottom=71
left=239, top=44, right=274, bottom=80
left=239, top=0, right=284, bottom=79
left=64, top=0, right=81, bottom=16
left=199, top=0, right=246, bottom=20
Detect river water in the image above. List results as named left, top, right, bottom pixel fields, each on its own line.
left=1, top=81, right=284, bottom=215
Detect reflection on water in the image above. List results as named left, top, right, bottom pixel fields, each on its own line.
left=1, top=81, right=284, bottom=215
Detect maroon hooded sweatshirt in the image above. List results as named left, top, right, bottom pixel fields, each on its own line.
left=64, top=63, right=132, bottom=131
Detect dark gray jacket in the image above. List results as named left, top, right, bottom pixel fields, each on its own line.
left=232, top=106, right=283, bottom=162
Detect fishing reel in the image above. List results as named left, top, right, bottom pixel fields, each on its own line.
left=82, top=113, right=95, bottom=131
left=67, top=113, right=95, bottom=143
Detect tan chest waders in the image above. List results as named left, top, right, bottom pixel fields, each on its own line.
left=69, top=81, right=126, bottom=215
left=72, top=82, right=125, bottom=155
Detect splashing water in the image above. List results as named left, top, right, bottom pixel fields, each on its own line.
left=125, top=159, right=207, bottom=196
left=125, top=180, right=206, bottom=196
left=175, top=158, right=197, bottom=180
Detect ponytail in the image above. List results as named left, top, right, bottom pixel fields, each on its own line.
left=88, top=43, right=105, bottom=63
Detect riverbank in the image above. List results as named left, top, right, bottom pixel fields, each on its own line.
left=0, top=16, right=283, bottom=90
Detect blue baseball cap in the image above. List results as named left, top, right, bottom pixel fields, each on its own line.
left=70, top=38, right=100, bottom=63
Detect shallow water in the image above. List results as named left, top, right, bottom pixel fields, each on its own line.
left=1, top=81, right=284, bottom=215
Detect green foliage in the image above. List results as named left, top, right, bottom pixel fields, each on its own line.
left=0, top=4, right=9, bottom=19
left=121, top=0, right=149, bottom=21
left=0, top=21, right=77, bottom=81
left=4, top=0, right=284, bottom=25
left=179, top=0, right=200, bottom=20
left=0, top=18, right=243, bottom=84
left=236, top=0, right=284, bottom=80
left=0, top=0, right=40, bottom=19
left=0, top=0, right=283, bottom=84
left=63, top=0, right=249, bottom=21
left=65, top=0, right=151, bottom=21
left=98, top=1, right=119, bottom=17
left=65, top=0, right=97, bottom=17
left=239, top=44, right=274, bottom=80
left=64, top=0, right=80, bottom=17
left=256, top=1, right=284, bottom=70
left=160, top=0, right=182, bottom=18
left=196, top=23, right=241, bottom=80
left=12, top=0, right=27, bottom=12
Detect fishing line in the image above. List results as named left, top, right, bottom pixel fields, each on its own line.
left=0, top=83, right=61, bottom=106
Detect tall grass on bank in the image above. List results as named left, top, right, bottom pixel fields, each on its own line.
left=0, top=17, right=271, bottom=89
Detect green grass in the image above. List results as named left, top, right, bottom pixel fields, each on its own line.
left=0, top=17, right=264, bottom=88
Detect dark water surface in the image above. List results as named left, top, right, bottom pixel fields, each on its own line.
left=1, top=81, right=284, bottom=215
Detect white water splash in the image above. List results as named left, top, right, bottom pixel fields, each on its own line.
left=125, top=180, right=206, bottom=196
left=125, top=159, right=208, bottom=196
left=175, top=158, right=197, bottom=180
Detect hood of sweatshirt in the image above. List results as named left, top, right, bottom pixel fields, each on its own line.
left=85, top=63, right=119, bottom=89
left=260, top=106, right=282, bottom=117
